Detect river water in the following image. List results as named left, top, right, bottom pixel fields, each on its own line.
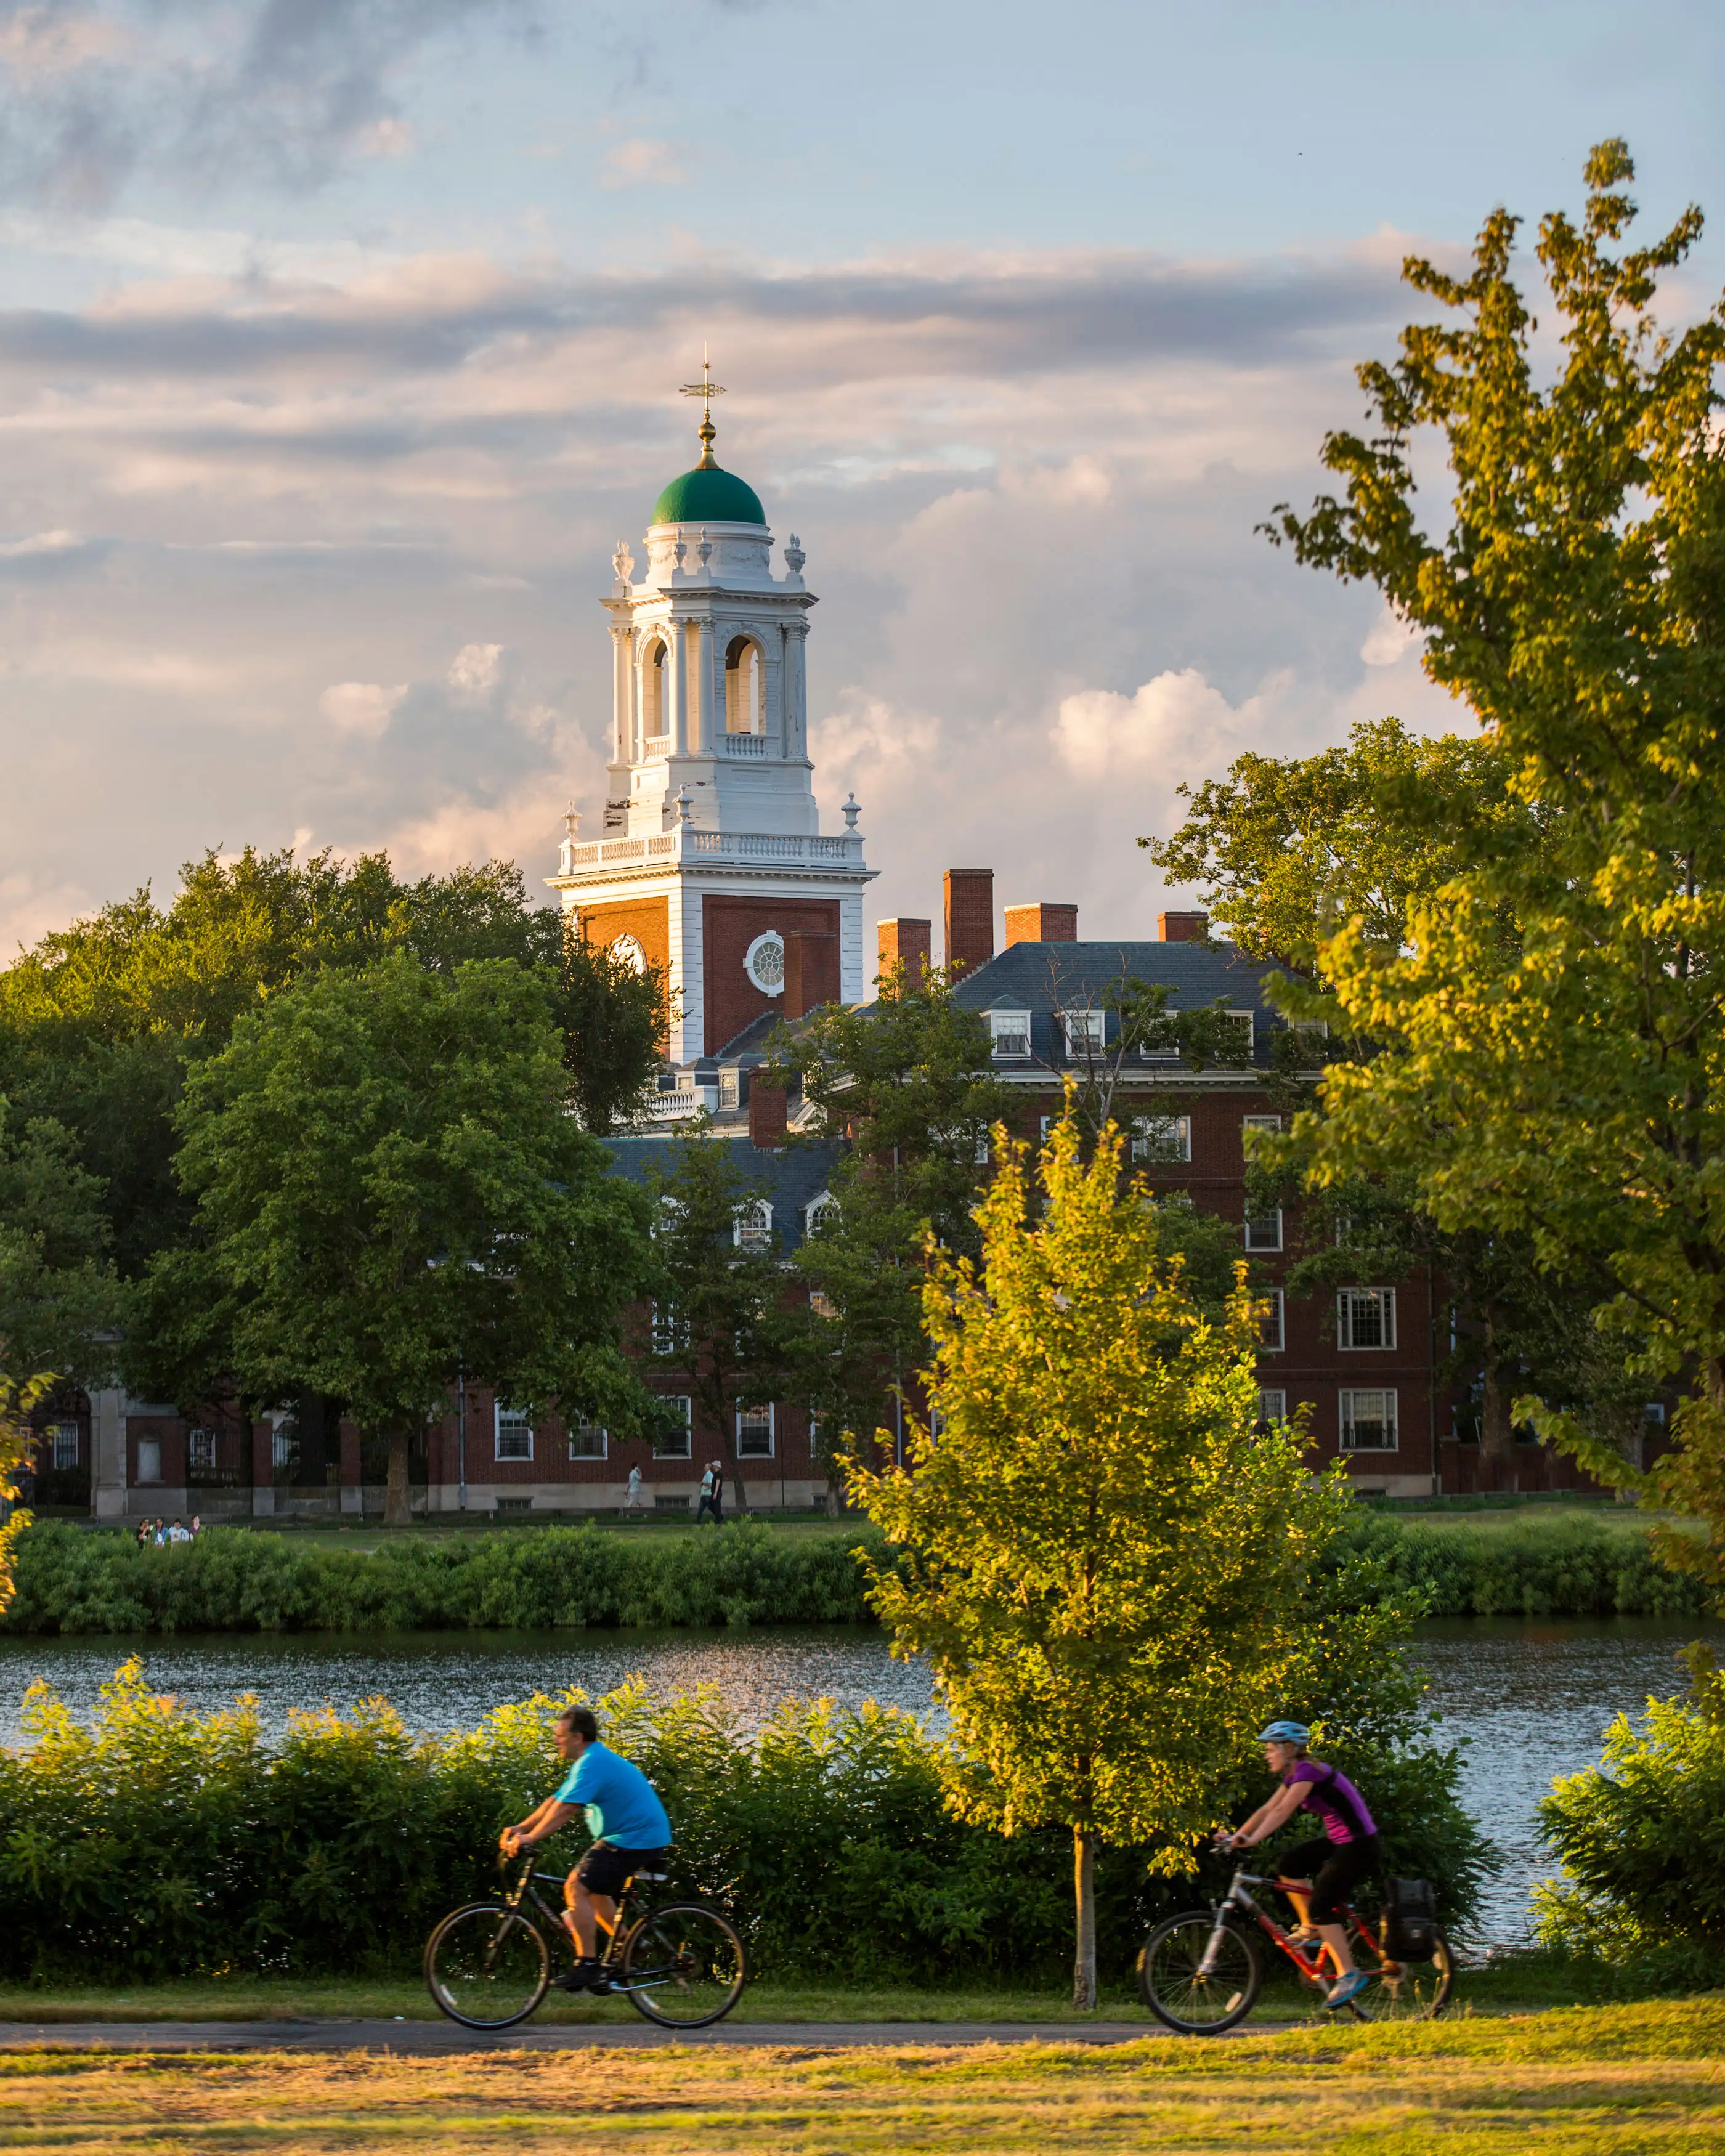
left=2, top=1617, right=1710, bottom=1950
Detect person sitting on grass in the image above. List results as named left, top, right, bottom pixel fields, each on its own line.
left=499, top=1705, right=673, bottom=1993
left=1216, top=1719, right=1382, bottom=2011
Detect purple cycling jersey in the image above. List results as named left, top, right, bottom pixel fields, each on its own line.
left=1283, top=1759, right=1377, bottom=1846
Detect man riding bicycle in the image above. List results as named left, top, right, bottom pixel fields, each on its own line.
left=1216, top=1719, right=1382, bottom=2011
left=500, top=1705, right=673, bottom=1993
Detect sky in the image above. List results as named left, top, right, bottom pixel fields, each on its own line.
left=0, top=0, right=1721, bottom=962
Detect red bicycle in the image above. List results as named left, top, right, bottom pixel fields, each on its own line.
left=1137, top=1862, right=1453, bottom=2033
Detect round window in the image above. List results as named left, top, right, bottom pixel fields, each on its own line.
left=609, top=934, right=647, bottom=975
left=744, top=931, right=785, bottom=996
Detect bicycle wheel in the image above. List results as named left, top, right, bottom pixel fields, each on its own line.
left=426, top=1902, right=551, bottom=2029
left=1344, top=1924, right=1454, bottom=2021
left=620, top=1903, right=746, bottom=2028
left=1137, top=1913, right=1262, bottom=2035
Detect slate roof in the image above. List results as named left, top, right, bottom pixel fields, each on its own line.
left=603, top=1133, right=843, bottom=1257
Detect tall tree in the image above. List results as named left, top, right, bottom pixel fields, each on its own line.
left=0, top=1373, right=49, bottom=1618
left=849, top=1113, right=1346, bottom=2008
left=0, top=1101, right=124, bottom=1387
left=133, top=954, right=652, bottom=1522
left=1262, top=142, right=1725, bottom=1581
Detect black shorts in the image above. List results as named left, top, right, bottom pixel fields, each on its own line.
left=1280, top=1833, right=1381, bottom=1926
left=573, top=1842, right=670, bottom=1899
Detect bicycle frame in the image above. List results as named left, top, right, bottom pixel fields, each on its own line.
left=498, top=1854, right=661, bottom=2000
left=1196, top=1866, right=1374, bottom=1987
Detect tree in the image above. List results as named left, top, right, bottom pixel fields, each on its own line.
left=0, top=1100, right=124, bottom=1387
left=134, top=954, right=653, bottom=1523
left=0, top=1372, right=48, bottom=1618
left=848, top=1112, right=1348, bottom=2008
left=642, top=1124, right=800, bottom=1512
left=1262, top=141, right=1725, bottom=1581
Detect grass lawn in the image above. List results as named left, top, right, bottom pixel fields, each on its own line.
left=2, top=1999, right=1721, bottom=2153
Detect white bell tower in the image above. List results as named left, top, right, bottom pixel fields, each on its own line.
left=548, top=366, right=874, bottom=1078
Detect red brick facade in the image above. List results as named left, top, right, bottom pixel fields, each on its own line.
left=702, top=894, right=842, bottom=1053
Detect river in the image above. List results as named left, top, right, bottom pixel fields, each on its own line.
left=2, top=1616, right=1710, bottom=1950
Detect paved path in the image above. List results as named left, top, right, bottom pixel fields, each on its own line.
left=0, top=2018, right=1173, bottom=2055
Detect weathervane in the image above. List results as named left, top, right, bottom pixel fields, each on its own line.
left=680, top=344, right=726, bottom=466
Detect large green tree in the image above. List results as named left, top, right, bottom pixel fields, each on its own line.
left=1261, top=142, right=1725, bottom=1579
left=0, top=1101, right=124, bottom=1388
left=849, top=1114, right=1346, bottom=2008
left=134, top=954, right=652, bottom=1522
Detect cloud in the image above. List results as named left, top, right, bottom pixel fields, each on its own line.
left=1052, top=669, right=1278, bottom=780
left=1360, top=603, right=1422, bottom=667
left=447, top=641, right=503, bottom=698
left=601, top=136, right=685, bottom=188
left=319, top=678, right=407, bottom=735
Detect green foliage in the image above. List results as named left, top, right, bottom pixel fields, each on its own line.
left=0, top=1373, right=50, bottom=1619
left=1326, top=1514, right=1712, bottom=1619
left=0, top=1101, right=124, bottom=1387
left=0, top=1656, right=1487, bottom=1985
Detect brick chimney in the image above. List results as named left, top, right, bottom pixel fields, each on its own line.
left=877, top=917, right=932, bottom=987
left=782, top=929, right=839, bottom=1021
left=1158, top=910, right=1210, bottom=943
left=944, top=869, right=994, bottom=977
left=1005, top=901, right=1078, bottom=947
left=749, top=1077, right=787, bottom=1149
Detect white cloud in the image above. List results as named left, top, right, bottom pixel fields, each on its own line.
left=447, top=642, right=504, bottom=699
left=319, top=680, right=407, bottom=736
left=601, top=137, right=686, bottom=188
left=1052, top=668, right=1277, bottom=780
left=1360, top=604, right=1422, bottom=667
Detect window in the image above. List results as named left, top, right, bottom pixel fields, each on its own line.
left=1337, top=1288, right=1397, bottom=1350
left=719, top=1069, right=739, bottom=1108
left=737, top=1404, right=775, bottom=1458
left=567, top=1419, right=607, bottom=1461
left=1340, top=1389, right=1398, bottom=1451
left=651, top=1302, right=690, bottom=1354
left=187, top=1427, right=217, bottom=1477
left=1061, top=1009, right=1105, bottom=1058
left=495, top=1404, right=534, bottom=1462
left=654, top=1396, right=692, bottom=1458
left=1644, top=1402, right=1667, bottom=1428
left=989, top=1009, right=1033, bottom=1060
left=809, top=1290, right=838, bottom=1321
left=1258, top=1289, right=1285, bottom=1353
left=1130, top=1114, right=1191, bottom=1164
left=1040, top=1115, right=1057, bottom=1141
left=271, top=1424, right=298, bottom=1472
left=136, top=1437, right=162, bottom=1484
left=1241, top=1112, right=1280, bottom=1157
left=643, top=639, right=668, bottom=738
left=1244, top=1207, right=1283, bottom=1254
left=805, top=1193, right=839, bottom=1238
left=725, top=635, right=763, bottom=733
left=1256, top=1388, right=1287, bottom=1430
left=47, top=1423, right=79, bottom=1470
left=1222, top=1009, right=1256, bottom=1052
left=734, top=1200, right=773, bottom=1249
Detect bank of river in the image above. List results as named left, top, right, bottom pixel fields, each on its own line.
left=2, top=1617, right=1712, bottom=1950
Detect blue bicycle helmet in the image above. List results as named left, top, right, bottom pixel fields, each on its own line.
left=1257, top=1720, right=1311, bottom=1745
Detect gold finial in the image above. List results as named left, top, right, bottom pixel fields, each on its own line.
left=680, top=343, right=726, bottom=467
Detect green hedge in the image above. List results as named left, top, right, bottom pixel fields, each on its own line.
left=0, top=1661, right=1491, bottom=1985
left=1, top=1514, right=1707, bottom=1637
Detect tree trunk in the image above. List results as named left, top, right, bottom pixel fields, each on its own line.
left=1479, top=1347, right=1517, bottom=1493
left=384, top=1429, right=411, bottom=1525
left=1072, top=1826, right=1098, bottom=2011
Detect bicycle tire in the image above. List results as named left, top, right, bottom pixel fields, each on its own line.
left=1137, top=1911, right=1262, bottom=2035
left=426, top=1902, right=551, bottom=2029
left=619, top=1902, right=746, bottom=2028
left=1343, top=1923, right=1455, bottom=2021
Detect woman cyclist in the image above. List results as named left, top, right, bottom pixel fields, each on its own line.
left=1217, top=1719, right=1382, bottom=2010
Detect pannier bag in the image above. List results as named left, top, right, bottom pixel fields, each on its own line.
left=1379, top=1878, right=1438, bottom=1959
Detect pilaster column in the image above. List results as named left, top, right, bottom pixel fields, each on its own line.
left=785, top=620, right=810, bottom=757
left=689, top=615, right=709, bottom=754
left=611, top=625, right=632, bottom=764
left=672, top=617, right=689, bottom=755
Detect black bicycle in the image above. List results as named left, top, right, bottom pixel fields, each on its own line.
left=426, top=1849, right=746, bottom=2030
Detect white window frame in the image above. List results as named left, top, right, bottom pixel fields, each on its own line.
left=654, top=1395, right=692, bottom=1459
left=718, top=1068, right=739, bottom=1108
left=1242, top=1112, right=1280, bottom=1147
left=1256, top=1388, right=1287, bottom=1429
left=1061, top=1008, right=1105, bottom=1058
left=733, top=1199, right=774, bottom=1249
left=804, top=1190, right=838, bottom=1238
left=989, top=1008, right=1033, bottom=1060
left=494, top=1402, right=535, bottom=1463
left=567, top=1419, right=607, bottom=1461
left=1223, top=1008, right=1256, bottom=1051
left=136, top=1436, right=163, bottom=1485
left=1244, top=1207, right=1283, bottom=1254
left=1040, top=1114, right=1058, bottom=1141
left=1337, top=1287, right=1397, bottom=1351
left=1130, top=1114, right=1191, bottom=1164
left=651, top=1302, right=690, bottom=1355
left=736, top=1403, right=775, bottom=1459
left=1340, top=1388, right=1399, bottom=1452
left=187, top=1426, right=217, bottom=1477
left=1259, top=1289, right=1285, bottom=1353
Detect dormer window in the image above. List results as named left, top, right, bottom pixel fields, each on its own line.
left=989, top=1009, right=1032, bottom=1060
left=734, top=1200, right=774, bottom=1249
left=1061, top=1009, right=1105, bottom=1058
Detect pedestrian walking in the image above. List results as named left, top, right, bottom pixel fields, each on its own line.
left=625, top=1465, right=647, bottom=1516
left=696, top=1459, right=725, bottom=1526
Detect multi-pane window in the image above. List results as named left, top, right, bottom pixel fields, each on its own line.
left=734, top=1201, right=773, bottom=1249
left=805, top=1194, right=838, bottom=1238
left=1222, top=1009, right=1256, bottom=1053
left=989, top=1010, right=1033, bottom=1060
left=48, top=1423, right=79, bottom=1470
left=654, top=1396, right=692, bottom=1459
left=737, top=1404, right=775, bottom=1458
left=1256, top=1388, right=1287, bottom=1430
left=494, top=1404, right=534, bottom=1462
left=1241, top=1112, right=1280, bottom=1147
left=1130, top=1114, right=1191, bottom=1164
left=187, top=1427, right=217, bottom=1477
left=1244, top=1207, right=1283, bottom=1254
left=1040, top=1115, right=1057, bottom=1141
left=1061, top=1009, right=1105, bottom=1058
left=651, top=1302, right=690, bottom=1355
left=718, top=1069, right=739, bottom=1108
left=1258, top=1289, right=1285, bottom=1353
left=567, top=1420, right=607, bottom=1461
left=1337, top=1288, right=1397, bottom=1350
left=1340, top=1389, right=1398, bottom=1451
left=271, top=1424, right=298, bottom=1472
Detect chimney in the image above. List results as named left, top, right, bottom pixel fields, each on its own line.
left=1158, top=910, right=1210, bottom=944
left=944, top=869, right=994, bottom=977
left=1005, top=901, right=1078, bottom=948
left=877, top=917, right=932, bottom=987
left=749, top=1077, right=787, bottom=1149
left=781, top=929, right=839, bottom=1021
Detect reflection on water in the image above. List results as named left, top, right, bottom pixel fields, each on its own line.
left=2, top=1616, right=1714, bottom=1950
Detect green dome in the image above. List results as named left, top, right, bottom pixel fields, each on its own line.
left=651, top=461, right=766, bottom=527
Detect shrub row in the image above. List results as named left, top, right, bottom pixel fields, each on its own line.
left=2, top=1512, right=1709, bottom=1637
left=0, top=1661, right=1491, bottom=1985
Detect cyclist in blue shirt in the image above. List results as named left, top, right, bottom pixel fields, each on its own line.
left=501, top=1705, right=673, bottom=1992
